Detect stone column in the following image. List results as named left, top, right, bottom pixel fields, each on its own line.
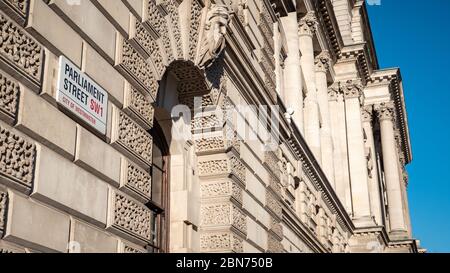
left=375, top=103, right=407, bottom=234
left=315, top=51, right=334, bottom=186
left=299, top=12, right=321, bottom=162
left=342, top=80, right=373, bottom=226
left=361, top=106, right=383, bottom=226
left=281, top=12, right=304, bottom=132
left=328, top=85, right=352, bottom=212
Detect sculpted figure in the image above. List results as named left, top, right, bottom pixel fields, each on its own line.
left=198, top=4, right=231, bottom=69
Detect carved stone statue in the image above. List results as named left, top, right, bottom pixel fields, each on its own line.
left=197, top=4, right=231, bottom=69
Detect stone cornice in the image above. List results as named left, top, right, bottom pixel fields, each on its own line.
left=338, top=43, right=373, bottom=84
left=316, top=0, right=344, bottom=58
left=287, top=121, right=355, bottom=235
left=369, top=68, right=412, bottom=164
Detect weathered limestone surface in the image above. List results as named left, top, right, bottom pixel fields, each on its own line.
left=0, top=0, right=418, bottom=254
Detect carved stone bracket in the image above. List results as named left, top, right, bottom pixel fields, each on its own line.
left=315, top=51, right=331, bottom=73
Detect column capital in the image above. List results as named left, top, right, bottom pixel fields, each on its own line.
left=315, top=51, right=331, bottom=72
left=342, top=80, right=364, bottom=103
left=361, top=105, right=374, bottom=123
left=327, top=83, right=342, bottom=101
left=298, top=11, right=318, bottom=36
left=374, top=102, right=396, bottom=122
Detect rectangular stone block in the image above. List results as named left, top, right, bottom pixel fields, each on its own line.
left=123, top=0, right=144, bottom=20
left=83, top=43, right=125, bottom=107
left=70, top=220, right=118, bottom=253
left=92, top=0, right=130, bottom=36
left=27, top=0, right=83, bottom=66
left=33, top=146, right=109, bottom=226
left=75, top=125, right=121, bottom=186
left=4, top=191, right=70, bottom=253
left=246, top=217, right=268, bottom=251
left=49, top=0, right=117, bottom=62
left=16, top=87, right=77, bottom=159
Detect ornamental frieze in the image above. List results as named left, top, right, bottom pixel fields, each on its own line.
left=0, top=125, right=36, bottom=190
left=0, top=70, right=19, bottom=123
left=0, top=12, right=43, bottom=86
left=109, top=191, right=152, bottom=244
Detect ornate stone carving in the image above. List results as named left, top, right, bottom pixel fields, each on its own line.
left=267, top=233, right=284, bottom=253
left=116, top=111, right=153, bottom=165
left=264, top=151, right=280, bottom=179
left=197, top=4, right=231, bottom=69
left=0, top=70, right=19, bottom=121
left=128, top=86, right=154, bottom=128
left=200, top=232, right=243, bottom=253
left=361, top=105, right=373, bottom=123
left=119, top=39, right=158, bottom=97
left=298, top=12, right=318, bottom=36
left=230, top=156, right=245, bottom=183
left=134, top=21, right=164, bottom=76
left=195, top=136, right=226, bottom=154
left=327, top=84, right=341, bottom=102
left=123, top=245, right=145, bottom=253
left=266, top=190, right=282, bottom=219
left=200, top=180, right=243, bottom=204
left=0, top=12, right=43, bottom=84
left=200, top=203, right=246, bottom=234
left=198, top=159, right=228, bottom=176
left=270, top=217, right=283, bottom=239
left=111, top=191, right=152, bottom=242
left=0, top=125, right=36, bottom=189
left=124, top=161, right=151, bottom=201
left=189, top=0, right=203, bottom=60
left=0, top=190, right=7, bottom=233
left=342, top=79, right=364, bottom=101
left=375, top=102, right=396, bottom=122
left=315, top=51, right=331, bottom=72
left=164, top=0, right=183, bottom=57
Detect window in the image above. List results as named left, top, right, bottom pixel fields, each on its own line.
left=147, top=121, right=170, bottom=252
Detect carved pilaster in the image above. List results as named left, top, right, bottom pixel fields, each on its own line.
left=0, top=125, right=36, bottom=191
left=298, top=12, right=318, bottom=36
left=315, top=51, right=331, bottom=73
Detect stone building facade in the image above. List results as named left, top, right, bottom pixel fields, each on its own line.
left=0, top=0, right=419, bottom=253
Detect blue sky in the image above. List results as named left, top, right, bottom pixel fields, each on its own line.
left=367, top=0, right=450, bottom=253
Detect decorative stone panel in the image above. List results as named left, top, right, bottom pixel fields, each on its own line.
left=200, top=232, right=243, bottom=253
left=112, top=110, right=153, bottom=167
left=0, top=190, right=7, bottom=235
left=189, top=0, right=203, bottom=60
left=0, top=125, right=36, bottom=190
left=164, top=0, right=182, bottom=58
left=200, top=203, right=246, bottom=235
left=198, top=159, right=228, bottom=177
left=119, top=240, right=147, bottom=253
left=267, top=233, right=284, bottom=253
left=0, top=0, right=28, bottom=25
left=263, top=151, right=280, bottom=179
left=0, top=69, right=19, bottom=123
left=269, top=217, right=283, bottom=240
left=124, top=84, right=154, bottom=130
left=200, top=180, right=243, bottom=205
left=0, top=12, right=43, bottom=87
left=229, top=155, right=245, bottom=183
left=116, top=38, right=158, bottom=98
left=108, top=191, right=152, bottom=244
left=195, top=136, right=226, bottom=154
left=132, top=20, right=164, bottom=77
left=146, top=0, right=174, bottom=64
left=265, top=190, right=282, bottom=220
left=120, top=160, right=151, bottom=203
